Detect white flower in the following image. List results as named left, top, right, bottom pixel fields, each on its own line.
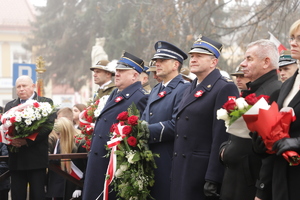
left=235, top=97, right=249, bottom=110
left=15, top=116, right=22, bottom=122
left=126, top=151, right=136, bottom=164
left=115, top=169, right=124, bottom=178
left=120, top=164, right=128, bottom=171
left=137, top=180, right=143, bottom=191
left=41, top=111, right=48, bottom=117
left=129, top=197, right=138, bottom=200
left=94, top=109, right=100, bottom=118
left=25, top=119, right=32, bottom=125
left=36, top=113, right=42, bottom=120
left=216, top=108, right=229, bottom=121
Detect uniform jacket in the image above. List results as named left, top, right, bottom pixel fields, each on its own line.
left=0, top=143, right=9, bottom=191
left=4, top=92, right=54, bottom=171
left=94, top=81, right=116, bottom=102
left=220, top=69, right=281, bottom=200
left=170, top=69, right=239, bottom=200
left=141, top=74, right=190, bottom=200
left=272, top=70, right=300, bottom=200
left=82, top=81, right=148, bottom=200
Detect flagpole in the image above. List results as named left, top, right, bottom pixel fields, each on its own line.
left=35, top=56, right=46, bottom=96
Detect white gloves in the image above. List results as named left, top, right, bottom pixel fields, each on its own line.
left=72, top=190, right=82, bottom=198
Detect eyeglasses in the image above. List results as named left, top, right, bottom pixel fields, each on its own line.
left=289, top=35, right=300, bottom=44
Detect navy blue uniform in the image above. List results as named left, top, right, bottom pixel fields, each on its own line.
left=82, top=81, right=148, bottom=200
left=141, top=74, right=190, bottom=199
left=170, top=69, right=239, bottom=200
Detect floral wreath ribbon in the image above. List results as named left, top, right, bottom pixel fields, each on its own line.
left=79, top=110, right=95, bottom=128
left=99, top=123, right=127, bottom=200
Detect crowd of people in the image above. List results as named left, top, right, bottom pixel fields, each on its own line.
left=1, top=19, right=300, bottom=200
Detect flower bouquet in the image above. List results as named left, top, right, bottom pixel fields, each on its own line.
left=243, top=102, right=299, bottom=166
left=216, top=93, right=270, bottom=138
left=75, top=95, right=109, bottom=151
left=0, top=99, right=55, bottom=152
left=104, top=103, right=159, bottom=200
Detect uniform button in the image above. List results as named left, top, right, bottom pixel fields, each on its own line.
left=182, top=154, right=186, bottom=158
left=177, top=117, right=180, bottom=120
left=260, top=183, right=264, bottom=189
left=174, top=152, right=177, bottom=156
left=99, top=135, right=102, bottom=138
left=150, top=113, right=153, bottom=116
left=104, top=118, right=107, bottom=121
left=94, top=152, right=98, bottom=155
left=176, top=134, right=179, bottom=138
left=183, top=135, right=187, bottom=139
left=153, top=138, right=156, bottom=141
left=228, top=140, right=232, bottom=144
left=185, top=116, right=189, bottom=120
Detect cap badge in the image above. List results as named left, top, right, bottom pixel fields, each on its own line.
left=158, top=42, right=162, bottom=48
left=96, top=61, right=102, bottom=65
left=195, top=34, right=203, bottom=44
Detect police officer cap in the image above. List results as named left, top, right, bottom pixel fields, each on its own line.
left=116, top=51, right=144, bottom=74
left=189, top=35, right=223, bottom=58
left=230, top=66, right=244, bottom=76
left=279, top=50, right=297, bottom=68
left=152, top=41, right=188, bottom=64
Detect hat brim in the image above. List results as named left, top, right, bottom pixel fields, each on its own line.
left=90, top=66, right=115, bottom=75
left=146, top=67, right=156, bottom=72
left=230, top=72, right=244, bottom=76
left=151, top=54, right=175, bottom=61
left=115, top=63, right=136, bottom=71
left=279, top=60, right=297, bottom=68
left=188, top=48, right=213, bottom=55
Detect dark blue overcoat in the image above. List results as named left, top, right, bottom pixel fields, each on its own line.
left=82, top=81, right=148, bottom=200
left=141, top=75, right=190, bottom=200
left=170, top=69, right=239, bottom=200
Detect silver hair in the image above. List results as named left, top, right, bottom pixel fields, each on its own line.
left=247, top=39, right=279, bottom=69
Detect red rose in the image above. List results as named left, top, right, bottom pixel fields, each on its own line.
left=245, top=93, right=258, bottom=105
left=128, top=115, right=139, bottom=126
left=122, top=125, right=132, bottom=135
left=127, top=136, right=137, bottom=147
left=86, top=116, right=93, bottom=123
left=117, top=111, right=129, bottom=121
left=33, top=102, right=40, bottom=108
left=110, top=123, right=118, bottom=133
left=257, top=95, right=270, bottom=103
left=10, top=117, right=16, bottom=123
left=222, top=99, right=236, bottom=112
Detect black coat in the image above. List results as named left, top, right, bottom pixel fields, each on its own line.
left=220, top=69, right=281, bottom=200
left=272, top=70, right=300, bottom=200
left=4, top=92, right=54, bottom=171
left=170, top=69, right=239, bottom=200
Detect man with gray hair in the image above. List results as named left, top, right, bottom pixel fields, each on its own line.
left=220, top=39, right=281, bottom=200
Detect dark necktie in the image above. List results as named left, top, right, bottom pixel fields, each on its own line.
left=160, top=85, right=165, bottom=92
left=20, top=99, right=27, bottom=104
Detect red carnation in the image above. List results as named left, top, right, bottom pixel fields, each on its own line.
left=117, top=111, right=129, bottom=121
left=95, top=99, right=100, bottom=105
left=33, top=102, right=40, bottom=108
left=222, top=99, right=236, bottom=112
left=128, top=115, right=139, bottom=126
left=122, top=125, right=132, bottom=135
left=127, top=136, right=137, bottom=147
left=10, top=117, right=16, bottom=124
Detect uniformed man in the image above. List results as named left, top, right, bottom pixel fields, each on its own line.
left=140, top=66, right=152, bottom=93
left=147, top=60, right=163, bottom=83
left=170, top=35, right=239, bottom=200
left=230, top=65, right=251, bottom=90
left=141, top=41, right=190, bottom=200
left=90, top=59, right=116, bottom=101
left=278, top=50, right=298, bottom=82
left=82, top=52, right=148, bottom=200
left=180, top=66, right=196, bottom=82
